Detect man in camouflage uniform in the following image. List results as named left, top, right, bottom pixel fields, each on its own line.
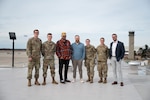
left=42, top=33, right=58, bottom=85
left=96, top=37, right=109, bottom=84
left=26, top=29, right=42, bottom=87
left=84, top=39, right=96, bottom=83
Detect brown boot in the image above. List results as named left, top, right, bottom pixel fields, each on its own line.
left=35, top=78, right=40, bottom=85
left=90, top=76, right=93, bottom=83
left=103, top=78, right=107, bottom=84
left=98, top=78, right=103, bottom=83
left=86, top=76, right=90, bottom=82
left=42, top=77, right=46, bottom=85
left=52, top=77, right=58, bottom=84
left=28, top=79, right=31, bottom=87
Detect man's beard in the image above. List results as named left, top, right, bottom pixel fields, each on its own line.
left=76, top=40, right=79, bottom=43
left=113, top=39, right=117, bottom=41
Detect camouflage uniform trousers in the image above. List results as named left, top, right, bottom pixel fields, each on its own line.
left=97, top=61, right=108, bottom=78
left=43, top=59, right=55, bottom=78
left=27, top=58, right=40, bottom=79
left=85, top=59, right=95, bottom=78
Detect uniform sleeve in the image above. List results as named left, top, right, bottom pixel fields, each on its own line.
left=40, top=39, right=42, bottom=53
left=54, top=43, right=56, bottom=53
left=95, top=47, right=98, bottom=60
left=42, top=43, right=45, bottom=56
left=93, top=46, right=97, bottom=59
left=26, top=39, right=32, bottom=58
left=106, top=46, right=109, bottom=58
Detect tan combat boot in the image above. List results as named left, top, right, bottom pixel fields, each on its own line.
left=35, top=78, right=40, bottom=85
left=86, top=75, right=90, bottom=82
left=28, top=79, right=31, bottom=87
left=52, top=77, right=58, bottom=84
left=90, top=76, right=93, bottom=83
left=98, top=78, right=103, bottom=83
left=42, top=77, right=46, bottom=85
left=103, top=78, right=107, bottom=84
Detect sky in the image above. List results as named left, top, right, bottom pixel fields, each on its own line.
left=0, top=0, right=150, bottom=49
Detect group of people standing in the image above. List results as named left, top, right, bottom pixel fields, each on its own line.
left=26, top=29, right=125, bottom=87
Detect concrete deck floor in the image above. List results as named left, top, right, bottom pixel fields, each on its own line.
left=0, top=63, right=150, bottom=100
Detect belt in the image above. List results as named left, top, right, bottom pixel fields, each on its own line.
left=112, top=56, right=116, bottom=57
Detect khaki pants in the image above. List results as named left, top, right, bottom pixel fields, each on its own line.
left=97, top=61, right=108, bottom=78
left=43, top=59, right=55, bottom=78
left=27, top=58, right=40, bottom=79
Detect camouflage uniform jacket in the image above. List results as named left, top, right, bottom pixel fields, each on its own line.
left=85, top=45, right=96, bottom=60
left=42, top=41, right=56, bottom=59
left=96, top=44, right=109, bottom=62
left=26, top=37, right=42, bottom=58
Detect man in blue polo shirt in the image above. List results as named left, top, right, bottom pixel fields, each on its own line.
left=71, top=35, right=85, bottom=83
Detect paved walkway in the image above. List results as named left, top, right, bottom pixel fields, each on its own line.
left=0, top=62, right=150, bottom=100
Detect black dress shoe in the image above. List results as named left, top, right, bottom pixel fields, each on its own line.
left=112, top=81, right=118, bottom=85
left=120, top=82, right=124, bottom=86
left=60, top=80, right=65, bottom=84
left=65, top=80, right=71, bottom=82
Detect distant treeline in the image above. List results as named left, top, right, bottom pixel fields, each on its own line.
left=0, top=48, right=26, bottom=51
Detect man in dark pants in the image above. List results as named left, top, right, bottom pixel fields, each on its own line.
left=56, top=32, right=72, bottom=83
left=109, top=33, right=125, bottom=86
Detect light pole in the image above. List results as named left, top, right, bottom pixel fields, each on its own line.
left=9, top=32, right=16, bottom=68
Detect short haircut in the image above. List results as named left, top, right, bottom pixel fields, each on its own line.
left=75, top=35, right=79, bottom=37
left=33, top=29, right=39, bottom=33
left=100, top=37, right=105, bottom=40
left=47, top=33, right=52, bottom=36
left=86, top=39, right=90, bottom=41
left=112, top=33, right=117, bottom=36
